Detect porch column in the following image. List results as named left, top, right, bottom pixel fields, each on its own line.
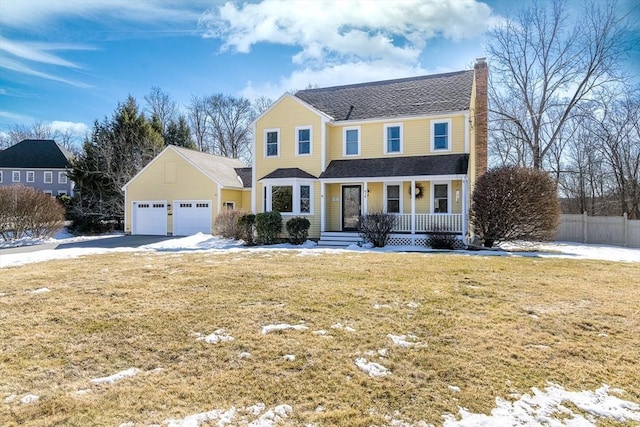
left=320, top=182, right=326, bottom=233
left=363, top=181, right=368, bottom=214
left=461, top=176, right=469, bottom=243
left=411, top=179, right=416, bottom=234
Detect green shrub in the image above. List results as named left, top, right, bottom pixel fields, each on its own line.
left=238, top=213, right=256, bottom=246
left=214, top=209, right=245, bottom=239
left=359, top=211, right=396, bottom=247
left=286, top=217, right=311, bottom=245
left=255, top=211, right=282, bottom=244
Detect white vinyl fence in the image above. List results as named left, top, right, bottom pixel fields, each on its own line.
left=557, top=213, right=640, bottom=248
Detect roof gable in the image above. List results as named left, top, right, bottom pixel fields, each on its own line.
left=123, top=146, right=250, bottom=190
left=295, top=70, right=474, bottom=121
left=0, top=139, right=73, bottom=168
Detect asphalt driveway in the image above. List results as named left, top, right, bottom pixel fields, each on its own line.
left=0, top=235, right=178, bottom=255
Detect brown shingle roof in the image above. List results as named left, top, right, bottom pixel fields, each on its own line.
left=319, top=154, right=469, bottom=179
left=295, top=70, right=474, bottom=121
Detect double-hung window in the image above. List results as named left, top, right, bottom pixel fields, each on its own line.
left=59, top=172, right=68, bottom=184
left=431, top=119, right=451, bottom=151
left=344, top=127, right=360, bottom=156
left=265, top=129, right=279, bottom=157
left=386, top=184, right=401, bottom=213
left=433, top=183, right=449, bottom=213
left=267, top=182, right=313, bottom=215
left=12, top=171, right=20, bottom=182
left=384, top=124, right=402, bottom=154
left=27, top=171, right=35, bottom=182
left=0, top=171, right=3, bottom=183
left=44, top=171, right=53, bottom=184
left=296, top=126, right=311, bottom=155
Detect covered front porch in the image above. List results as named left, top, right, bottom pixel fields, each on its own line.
left=318, top=176, right=469, bottom=246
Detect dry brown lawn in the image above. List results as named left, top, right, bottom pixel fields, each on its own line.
left=0, top=250, right=639, bottom=426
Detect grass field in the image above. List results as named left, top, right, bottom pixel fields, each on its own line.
left=1, top=250, right=639, bottom=426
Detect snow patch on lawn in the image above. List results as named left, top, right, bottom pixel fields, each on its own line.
left=331, top=323, right=356, bottom=332
left=164, top=403, right=292, bottom=427
left=91, top=368, right=140, bottom=385
left=261, top=323, right=309, bottom=334
left=19, top=394, right=39, bottom=404
left=355, top=357, right=390, bottom=377
left=29, top=287, right=50, bottom=294
left=388, top=334, right=424, bottom=348
left=195, top=329, right=234, bottom=344
left=442, top=383, right=640, bottom=426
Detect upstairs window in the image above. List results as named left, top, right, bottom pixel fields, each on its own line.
left=265, top=129, right=279, bottom=157
left=433, top=183, right=449, bottom=213
left=386, top=184, right=401, bottom=213
left=344, top=127, right=360, bottom=156
left=59, top=172, right=68, bottom=184
left=12, top=171, right=20, bottom=182
left=0, top=171, right=3, bottom=183
left=44, top=172, right=53, bottom=184
left=384, top=124, right=402, bottom=154
left=296, top=127, right=311, bottom=155
left=27, top=171, right=35, bottom=182
left=432, top=119, right=451, bottom=151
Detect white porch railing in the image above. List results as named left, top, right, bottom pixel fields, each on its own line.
left=391, top=213, right=463, bottom=233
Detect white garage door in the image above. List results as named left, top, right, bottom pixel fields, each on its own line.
left=173, top=200, right=212, bottom=236
left=132, top=201, right=167, bottom=235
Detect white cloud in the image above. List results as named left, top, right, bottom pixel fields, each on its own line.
left=203, top=0, right=496, bottom=99
left=0, top=56, right=92, bottom=88
left=49, top=121, right=90, bottom=137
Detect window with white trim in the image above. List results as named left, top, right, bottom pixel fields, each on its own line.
left=431, top=119, right=451, bottom=151
left=43, top=190, right=53, bottom=196
left=384, top=124, right=402, bottom=154
left=265, top=129, right=279, bottom=157
left=0, top=171, right=3, bottom=183
left=344, top=127, right=360, bottom=156
left=266, top=182, right=314, bottom=215
left=296, top=126, right=311, bottom=155
left=12, top=171, right=20, bottom=182
left=385, top=184, right=401, bottom=213
left=59, top=172, right=68, bottom=184
left=27, top=171, right=35, bottom=182
left=44, top=171, right=53, bottom=184
left=433, top=183, right=449, bottom=213
left=299, top=185, right=311, bottom=213
left=58, top=191, right=67, bottom=196
left=224, top=201, right=236, bottom=210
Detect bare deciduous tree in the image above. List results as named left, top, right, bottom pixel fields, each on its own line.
left=206, top=94, right=254, bottom=161
left=144, top=86, right=177, bottom=136
left=186, top=95, right=210, bottom=152
left=487, top=0, right=629, bottom=170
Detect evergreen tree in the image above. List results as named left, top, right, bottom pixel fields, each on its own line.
left=70, top=96, right=162, bottom=229
left=164, top=115, right=195, bottom=149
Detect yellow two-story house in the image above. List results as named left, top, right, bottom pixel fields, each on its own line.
left=253, top=58, right=488, bottom=246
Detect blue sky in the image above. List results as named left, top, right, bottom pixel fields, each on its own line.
left=1, top=0, right=638, bottom=143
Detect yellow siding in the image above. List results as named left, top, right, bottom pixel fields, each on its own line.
left=327, top=114, right=467, bottom=161
left=255, top=96, right=324, bottom=181
left=241, top=190, right=251, bottom=211
left=220, top=188, right=245, bottom=211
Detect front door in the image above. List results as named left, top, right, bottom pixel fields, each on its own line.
left=342, top=185, right=361, bottom=231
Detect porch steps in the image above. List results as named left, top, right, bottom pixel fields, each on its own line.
left=317, top=232, right=361, bottom=247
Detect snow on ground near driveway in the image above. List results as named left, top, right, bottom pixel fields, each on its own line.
left=1, top=231, right=639, bottom=268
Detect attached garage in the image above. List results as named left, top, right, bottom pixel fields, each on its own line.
left=173, top=200, right=212, bottom=236
left=123, top=146, right=251, bottom=237
left=132, top=201, right=167, bottom=235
